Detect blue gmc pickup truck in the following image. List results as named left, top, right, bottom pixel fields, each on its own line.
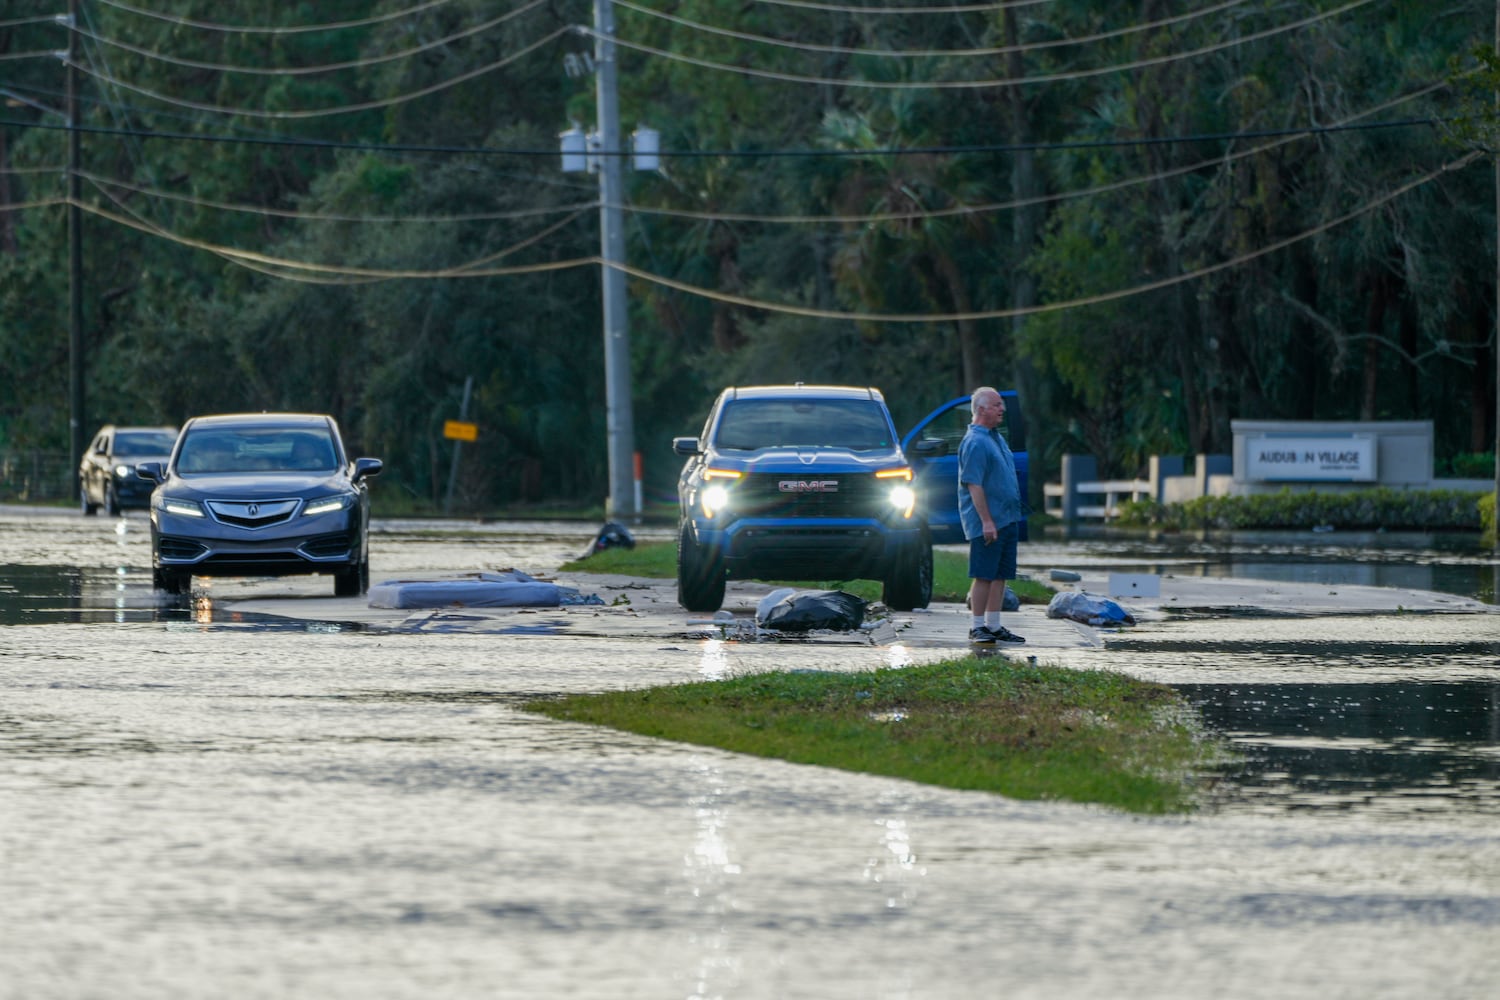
left=672, top=384, right=1027, bottom=613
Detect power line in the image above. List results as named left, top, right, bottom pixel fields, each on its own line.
left=59, top=150, right=1485, bottom=324
left=71, top=0, right=552, bottom=77
left=609, top=152, right=1487, bottom=323
left=76, top=169, right=599, bottom=223
left=71, top=195, right=596, bottom=280
left=62, top=25, right=573, bottom=119
left=0, top=50, right=66, bottom=62
left=612, top=0, right=1250, bottom=59
left=751, top=0, right=1052, bottom=13
left=0, top=113, right=1443, bottom=158
left=617, top=82, right=1455, bottom=226
left=93, top=0, right=458, bottom=36
left=597, top=0, right=1380, bottom=90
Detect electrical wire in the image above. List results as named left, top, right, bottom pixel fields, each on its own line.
left=63, top=25, right=574, bottom=119
left=62, top=151, right=1484, bottom=323
left=74, top=187, right=598, bottom=283
left=0, top=13, right=63, bottom=31
left=612, top=0, right=1249, bottom=59
left=76, top=169, right=599, bottom=223
left=607, top=152, right=1487, bottom=323
left=617, top=89, right=1451, bottom=225
left=1, top=111, right=1444, bottom=159
left=0, top=50, right=66, bottom=62
left=751, top=0, right=1052, bottom=13
left=596, top=0, right=1380, bottom=90
left=93, top=0, right=457, bottom=36
left=72, top=0, right=551, bottom=77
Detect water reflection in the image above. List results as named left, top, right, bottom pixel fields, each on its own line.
left=0, top=563, right=361, bottom=631
left=1182, top=680, right=1500, bottom=817
left=1028, top=526, right=1499, bottom=605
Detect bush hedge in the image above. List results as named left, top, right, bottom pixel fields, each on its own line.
left=1116, top=487, right=1493, bottom=533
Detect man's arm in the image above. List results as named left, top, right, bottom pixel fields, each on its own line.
left=966, top=482, right=996, bottom=543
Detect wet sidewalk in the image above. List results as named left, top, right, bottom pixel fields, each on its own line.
left=221, top=566, right=1496, bottom=649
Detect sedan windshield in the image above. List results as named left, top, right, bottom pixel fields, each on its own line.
left=176, top=428, right=338, bottom=473
left=113, top=431, right=177, bottom=457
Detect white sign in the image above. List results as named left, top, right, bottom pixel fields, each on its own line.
left=1245, top=435, right=1376, bottom=482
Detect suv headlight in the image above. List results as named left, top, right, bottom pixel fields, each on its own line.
left=162, top=497, right=205, bottom=518
left=303, top=494, right=353, bottom=516
left=113, top=463, right=133, bottom=478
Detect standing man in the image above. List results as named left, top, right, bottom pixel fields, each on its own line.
left=957, top=386, right=1027, bottom=644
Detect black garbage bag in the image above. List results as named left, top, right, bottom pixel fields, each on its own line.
left=757, top=589, right=867, bottom=632
left=581, top=520, right=636, bottom=558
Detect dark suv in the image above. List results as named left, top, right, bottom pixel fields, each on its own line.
left=672, top=384, right=942, bottom=612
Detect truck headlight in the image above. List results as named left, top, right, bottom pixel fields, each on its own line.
left=887, top=484, right=916, bottom=518
left=877, top=466, right=915, bottom=518
left=701, top=484, right=731, bottom=518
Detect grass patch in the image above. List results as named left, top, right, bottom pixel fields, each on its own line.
left=560, top=541, right=1053, bottom=605
left=524, top=657, right=1224, bottom=814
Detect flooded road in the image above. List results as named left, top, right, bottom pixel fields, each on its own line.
left=2, top=506, right=1498, bottom=999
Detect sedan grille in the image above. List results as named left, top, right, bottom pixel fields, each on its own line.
left=206, top=498, right=299, bottom=529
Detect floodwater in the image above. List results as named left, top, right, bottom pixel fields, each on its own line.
left=2, top=506, right=1499, bottom=999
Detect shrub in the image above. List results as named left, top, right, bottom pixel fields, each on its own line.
left=1116, top=487, right=1491, bottom=531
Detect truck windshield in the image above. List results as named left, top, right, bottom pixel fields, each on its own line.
left=713, top=398, right=893, bottom=451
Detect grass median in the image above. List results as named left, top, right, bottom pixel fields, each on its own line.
left=525, top=657, right=1220, bottom=814
left=545, top=541, right=1225, bottom=814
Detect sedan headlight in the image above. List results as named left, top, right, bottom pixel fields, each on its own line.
left=303, top=494, right=353, bottom=517
left=162, top=497, right=205, bottom=518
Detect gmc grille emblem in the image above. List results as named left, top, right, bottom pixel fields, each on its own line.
left=779, top=480, right=838, bottom=493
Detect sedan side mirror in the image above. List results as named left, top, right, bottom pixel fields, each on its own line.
left=352, top=457, right=383, bottom=483
left=136, top=461, right=164, bottom=483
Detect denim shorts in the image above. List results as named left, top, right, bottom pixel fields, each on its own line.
left=968, top=522, right=1018, bottom=581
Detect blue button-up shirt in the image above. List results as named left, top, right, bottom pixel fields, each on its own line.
left=957, top=423, right=1024, bottom=540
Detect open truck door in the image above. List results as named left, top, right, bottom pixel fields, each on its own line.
left=900, top=391, right=1028, bottom=545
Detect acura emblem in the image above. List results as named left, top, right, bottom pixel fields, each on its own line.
left=247, top=503, right=260, bottom=516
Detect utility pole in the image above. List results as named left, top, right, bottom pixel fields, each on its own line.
left=594, top=0, right=636, bottom=522
left=1494, top=1, right=1499, bottom=550
left=67, top=0, right=85, bottom=490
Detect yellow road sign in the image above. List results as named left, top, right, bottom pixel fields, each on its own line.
left=443, top=420, right=478, bottom=442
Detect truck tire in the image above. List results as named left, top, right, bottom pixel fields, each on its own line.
left=677, top=521, right=726, bottom=612
left=882, top=530, right=933, bottom=611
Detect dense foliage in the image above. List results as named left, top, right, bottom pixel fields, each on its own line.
left=1, top=0, right=1495, bottom=511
